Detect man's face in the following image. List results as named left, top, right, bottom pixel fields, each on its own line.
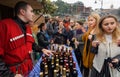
left=65, top=16, right=70, bottom=21
left=24, top=5, right=34, bottom=22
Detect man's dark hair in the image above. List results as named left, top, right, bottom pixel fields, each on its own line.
left=14, top=1, right=29, bottom=16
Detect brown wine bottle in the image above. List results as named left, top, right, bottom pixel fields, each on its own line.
left=72, top=62, right=78, bottom=77
left=59, top=55, right=64, bottom=65
left=49, top=56, right=55, bottom=77
left=56, top=59, right=59, bottom=64
left=54, top=69, right=60, bottom=77
left=39, top=72, right=43, bottom=77
left=62, top=68, right=66, bottom=77
left=54, top=70, right=57, bottom=77
left=40, top=56, right=45, bottom=72
left=69, top=55, right=73, bottom=72
left=44, top=65, right=49, bottom=77
left=59, top=65, right=63, bottom=76
left=66, top=63, right=70, bottom=77
left=56, top=63, right=60, bottom=77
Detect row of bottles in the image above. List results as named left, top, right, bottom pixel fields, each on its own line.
left=40, top=44, right=78, bottom=77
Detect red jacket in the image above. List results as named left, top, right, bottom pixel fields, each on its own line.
left=0, top=18, right=34, bottom=76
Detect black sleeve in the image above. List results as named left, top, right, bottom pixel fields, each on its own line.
left=0, top=58, right=15, bottom=77
left=37, top=33, right=50, bottom=47
left=90, top=45, right=98, bottom=54
left=32, top=42, right=43, bottom=52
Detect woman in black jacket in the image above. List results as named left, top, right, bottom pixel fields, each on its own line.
left=37, top=23, right=53, bottom=49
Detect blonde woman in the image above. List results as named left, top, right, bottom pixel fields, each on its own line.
left=77, top=12, right=100, bottom=77
left=91, top=15, right=120, bottom=77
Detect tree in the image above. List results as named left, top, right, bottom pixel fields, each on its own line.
left=40, top=0, right=58, bottom=14
left=53, top=0, right=71, bottom=16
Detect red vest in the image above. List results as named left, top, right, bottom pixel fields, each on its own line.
left=0, top=19, right=34, bottom=75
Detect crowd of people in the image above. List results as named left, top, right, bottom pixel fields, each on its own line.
left=0, top=1, right=120, bottom=77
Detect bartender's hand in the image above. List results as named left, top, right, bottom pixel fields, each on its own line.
left=42, top=49, right=53, bottom=56
left=15, top=74, right=23, bottom=77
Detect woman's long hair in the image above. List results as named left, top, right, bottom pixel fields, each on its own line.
left=86, top=12, right=100, bottom=35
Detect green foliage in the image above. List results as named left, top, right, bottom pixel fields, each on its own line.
left=53, top=0, right=71, bottom=16
left=52, top=0, right=84, bottom=16
left=40, top=0, right=58, bottom=14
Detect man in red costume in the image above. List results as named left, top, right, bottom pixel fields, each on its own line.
left=0, top=1, right=53, bottom=77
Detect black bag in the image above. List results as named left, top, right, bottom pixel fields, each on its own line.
left=106, top=57, right=120, bottom=72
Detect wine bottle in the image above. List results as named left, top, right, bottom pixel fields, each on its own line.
left=47, top=56, right=51, bottom=69
left=69, top=56, right=73, bottom=72
left=44, top=65, right=48, bottom=77
left=56, top=46, right=59, bottom=55
left=51, top=44, right=54, bottom=51
left=59, top=55, right=64, bottom=65
left=39, top=72, right=43, bottom=77
left=56, top=59, right=59, bottom=64
left=66, top=63, right=70, bottom=77
left=62, top=68, right=66, bottom=77
left=64, top=60, right=67, bottom=68
left=54, top=64, right=60, bottom=77
left=65, top=47, right=68, bottom=56
left=54, top=69, right=60, bottom=77
left=59, top=65, right=63, bottom=77
left=61, top=46, right=64, bottom=54
left=54, top=70, right=57, bottom=77
left=72, top=62, right=78, bottom=77
left=69, top=50, right=72, bottom=56
left=56, top=63, right=60, bottom=77
left=50, top=57, right=55, bottom=77
left=40, top=56, right=45, bottom=72
left=55, top=55, right=59, bottom=60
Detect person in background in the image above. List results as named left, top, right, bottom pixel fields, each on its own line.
left=76, top=12, right=100, bottom=77
left=64, top=24, right=74, bottom=46
left=74, top=21, right=85, bottom=72
left=70, top=20, right=75, bottom=29
left=37, top=23, right=53, bottom=49
left=83, top=21, right=88, bottom=31
left=54, top=21, right=66, bottom=45
left=46, top=17, right=54, bottom=39
left=75, top=21, right=86, bottom=36
left=69, top=20, right=76, bottom=38
left=63, top=15, right=70, bottom=31
left=0, top=1, right=52, bottom=77
left=91, top=15, right=120, bottom=77
left=52, top=16, right=60, bottom=31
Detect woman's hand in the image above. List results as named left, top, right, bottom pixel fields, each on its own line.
left=92, top=40, right=99, bottom=47
left=88, top=34, right=93, bottom=40
left=109, top=58, right=119, bottom=68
